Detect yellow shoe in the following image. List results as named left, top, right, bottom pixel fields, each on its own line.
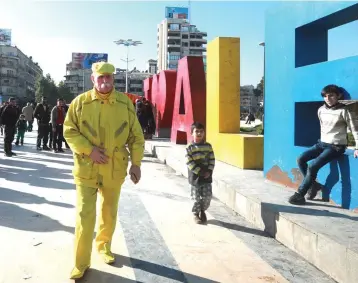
left=99, top=249, right=115, bottom=264
left=70, top=266, right=90, bottom=280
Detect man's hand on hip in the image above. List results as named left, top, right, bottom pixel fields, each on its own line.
left=89, top=147, right=109, bottom=164
left=129, top=165, right=141, bottom=184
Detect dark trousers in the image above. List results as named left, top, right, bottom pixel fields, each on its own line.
left=37, top=123, right=50, bottom=148
left=4, top=126, right=15, bottom=153
left=53, top=124, right=64, bottom=150
left=27, top=120, right=33, bottom=131
left=15, top=130, right=25, bottom=145
left=297, top=141, right=346, bottom=196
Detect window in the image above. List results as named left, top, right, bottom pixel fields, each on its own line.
left=169, top=24, right=180, bottom=31
left=168, top=54, right=180, bottom=61
left=182, top=34, right=188, bottom=39
left=181, top=26, right=189, bottom=32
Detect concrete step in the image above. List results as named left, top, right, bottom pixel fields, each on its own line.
left=144, top=139, right=358, bottom=283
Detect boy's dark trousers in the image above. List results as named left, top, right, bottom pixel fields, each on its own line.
left=15, top=130, right=25, bottom=145
left=297, top=141, right=346, bottom=196
left=4, top=126, right=15, bottom=154
left=53, top=124, right=64, bottom=150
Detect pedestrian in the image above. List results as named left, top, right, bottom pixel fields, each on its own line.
left=15, top=114, right=27, bottom=146
left=64, top=62, right=145, bottom=280
left=0, top=97, right=20, bottom=156
left=0, top=102, right=9, bottom=136
left=288, top=84, right=358, bottom=205
left=51, top=98, right=66, bottom=153
left=33, top=96, right=51, bottom=150
left=22, top=102, right=34, bottom=132
left=185, top=122, right=216, bottom=224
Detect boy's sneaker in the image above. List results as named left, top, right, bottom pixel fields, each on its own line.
left=193, top=213, right=202, bottom=224
left=307, top=181, right=322, bottom=200
left=200, top=210, right=207, bottom=223
left=288, top=192, right=306, bottom=205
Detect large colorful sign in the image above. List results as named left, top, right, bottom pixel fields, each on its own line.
left=165, top=7, right=189, bottom=20
left=0, top=29, right=11, bottom=46
left=71, top=53, right=108, bottom=69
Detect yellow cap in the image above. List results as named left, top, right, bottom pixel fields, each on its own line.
left=91, top=62, right=115, bottom=75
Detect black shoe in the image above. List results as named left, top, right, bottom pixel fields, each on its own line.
left=15, top=142, right=19, bottom=146
left=10, top=152, right=16, bottom=156
left=4, top=152, right=12, bottom=157
left=307, top=181, right=322, bottom=200
left=58, top=148, right=65, bottom=153
left=53, top=149, right=59, bottom=153
left=36, top=146, right=42, bottom=151
left=43, top=146, right=50, bottom=151
left=193, top=213, right=202, bottom=224
left=200, top=210, right=207, bottom=222
left=288, top=192, right=306, bottom=205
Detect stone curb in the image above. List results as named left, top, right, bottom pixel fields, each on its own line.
left=145, top=141, right=358, bottom=283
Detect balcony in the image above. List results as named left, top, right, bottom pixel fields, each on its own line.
left=0, top=73, right=18, bottom=78
left=168, top=35, right=181, bottom=40
left=189, top=46, right=206, bottom=51
left=190, top=38, right=207, bottom=44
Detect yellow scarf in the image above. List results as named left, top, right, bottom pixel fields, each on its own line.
left=95, top=89, right=112, bottom=101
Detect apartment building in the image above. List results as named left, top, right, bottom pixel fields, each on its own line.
left=64, top=65, right=152, bottom=97
left=114, top=68, right=152, bottom=96
left=157, top=14, right=207, bottom=72
left=0, top=45, right=43, bottom=103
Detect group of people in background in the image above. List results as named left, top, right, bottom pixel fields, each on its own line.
left=135, top=97, right=156, bottom=139
left=0, top=94, right=156, bottom=157
left=0, top=96, right=70, bottom=157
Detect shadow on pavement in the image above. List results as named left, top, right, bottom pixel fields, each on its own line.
left=76, top=269, right=144, bottom=283
left=113, top=254, right=220, bottom=283
left=0, top=158, right=74, bottom=190
left=0, top=187, right=73, bottom=208
left=262, top=202, right=358, bottom=221
left=0, top=201, right=74, bottom=234
left=206, top=219, right=270, bottom=238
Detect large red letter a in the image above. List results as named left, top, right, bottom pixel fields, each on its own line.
left=170, top=56, right=206, bottom=144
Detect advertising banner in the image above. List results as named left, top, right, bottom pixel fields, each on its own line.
left=71, top=53, right=108, bottom=69
left=0, top=29, right=11, bottom=46
left=165, top=7, right=189, bottom=20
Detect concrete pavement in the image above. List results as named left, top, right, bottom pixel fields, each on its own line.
left=0, top=130, right=335, bottom=283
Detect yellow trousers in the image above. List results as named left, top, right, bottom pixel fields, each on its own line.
left=74, top=182, right=124, bottom=270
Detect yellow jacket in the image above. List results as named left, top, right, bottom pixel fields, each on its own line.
left=64, top=89, right=145, bottom=188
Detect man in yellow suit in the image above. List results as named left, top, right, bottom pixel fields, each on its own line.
left=64, top=62, right=144, bottom=280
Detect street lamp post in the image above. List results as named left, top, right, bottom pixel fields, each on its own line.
left=114, top=39, right=142, bottom=93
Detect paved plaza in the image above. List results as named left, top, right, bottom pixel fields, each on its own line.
left=0, top=129, right=334, bottom=283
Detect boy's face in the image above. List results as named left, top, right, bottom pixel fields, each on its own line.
left=192, top=128, right=205, bottom=143
left=323, top=92, right=339, bottom=106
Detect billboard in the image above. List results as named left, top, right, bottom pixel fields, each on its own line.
left=0, top=29, right=11, bottom=46
left=165, top=7, right=189, bottom=20
left=71, top=53, right=108, bottom=69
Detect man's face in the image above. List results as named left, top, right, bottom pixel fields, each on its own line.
left=323, top=92, right=339, bottom=107
left=58, top=100, right=64, bottom=107
left=192, top=128, right=205, bottom=143
left=9, top=100, right=15, bottom=106
left=42, top=98, right=47, bottom=104
left=91, top=73, right=114, bottom=94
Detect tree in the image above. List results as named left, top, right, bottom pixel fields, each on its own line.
left=253, top=76, right=264, bottom=97
left=35, top=73, right=58, bottom=106
left=57, top=81, right=73, bottom=104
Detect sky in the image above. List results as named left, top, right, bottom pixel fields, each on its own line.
left=1, top=1, right=358, bottom=86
